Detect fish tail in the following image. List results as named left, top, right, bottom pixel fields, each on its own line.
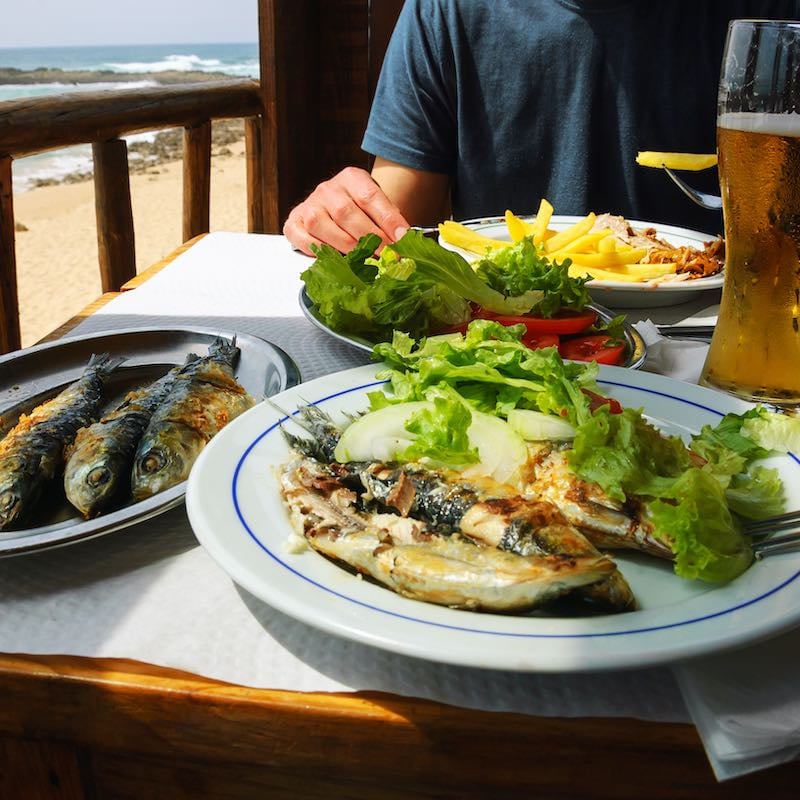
left=274, top=401, right=342, bottom=462
left=86, top=352, right=127, bottom=375
left=209, top=336, right=241, bottom=367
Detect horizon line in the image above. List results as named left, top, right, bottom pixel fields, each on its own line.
left=0, top=41, right=260, bottom=51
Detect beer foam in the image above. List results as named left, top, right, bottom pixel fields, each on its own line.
left=718, top=112, right=800, bottom=137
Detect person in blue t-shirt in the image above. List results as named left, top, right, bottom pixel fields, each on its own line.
left=284, top=0, right=800, bottom=255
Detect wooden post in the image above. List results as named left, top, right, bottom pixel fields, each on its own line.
left=93, top=139, right=136, bottom=292
left=0, top=155, right=21, bottom=354
left=257, top=0, right=377, bottom=232
left=245, top=116, right=266, bottom=233
left=183, top=121, right=212, bottom=241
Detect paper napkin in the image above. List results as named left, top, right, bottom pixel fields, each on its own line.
left=675, top=628, right=800, bottom=780
left=633, top=319, right=710, bottom=384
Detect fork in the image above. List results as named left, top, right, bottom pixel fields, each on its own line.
left=745, top=510, right=800, bottom=558
left=663, top=167, right=723, bottom=211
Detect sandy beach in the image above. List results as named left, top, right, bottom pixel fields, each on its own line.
left=12, top=123, right=250, bottom=348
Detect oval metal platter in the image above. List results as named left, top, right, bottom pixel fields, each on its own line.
left=0, top=326, right=300, bottom=556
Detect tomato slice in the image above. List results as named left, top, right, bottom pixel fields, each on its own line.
left=560, top=334, right=626, bottom=366
left=581, top=388, right=623, bottom=415
left=521, top=331, right=559, bottom=350
left=472, top=307, right=599, bottom=335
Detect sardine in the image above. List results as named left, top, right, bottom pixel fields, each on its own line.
left=0, top=353, right=124, bottom=530
left=524, top=444, right=673, bottom=559
left=131, top=337, right=254, bottom=500
left=306, top=458, right=636, bottom=612
left=63, top=358, right=196, bottom=517
left=281, top=460, right=615, bottom=612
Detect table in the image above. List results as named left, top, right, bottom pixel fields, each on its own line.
left=1, top=234, right=796, bottom=799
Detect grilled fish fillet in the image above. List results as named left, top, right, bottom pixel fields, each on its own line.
left=281, top=458, right=618, bottom=613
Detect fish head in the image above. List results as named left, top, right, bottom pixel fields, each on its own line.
left=64, top=438, right=129, bottom=518
left=0, top=454, right=29, bottom=529
left=131, top=423, right=206, bottom=501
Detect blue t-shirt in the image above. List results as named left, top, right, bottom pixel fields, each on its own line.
left=362, top=0, right=800, bottom=235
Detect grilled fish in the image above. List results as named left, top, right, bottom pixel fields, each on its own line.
left=298, top=457, right=635, bottom=612
left=281, top=459, right=615, bottom=612
left=131, top=337, right=254, bottom=500
left=64, top=358, right=196, bottom=517
left=0, top=353, right=124, bottom=530
left=523, top=443, right=673, bottom=560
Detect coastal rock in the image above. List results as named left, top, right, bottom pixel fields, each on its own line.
left=29, top=119, right=245, bottom=188
left=0, top=67, right=240, bottom=85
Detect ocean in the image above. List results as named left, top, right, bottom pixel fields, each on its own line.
left=0, top=43, right=259, bottom=191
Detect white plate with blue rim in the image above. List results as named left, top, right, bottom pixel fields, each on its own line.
left=186, top=363, right=800, bottom=673
left=438, top=215, right=725, bottom=309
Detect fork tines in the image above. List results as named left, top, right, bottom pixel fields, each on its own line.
left=752, top=531, right=800, bottom=559
left=743, top=509, right=800, bottom=538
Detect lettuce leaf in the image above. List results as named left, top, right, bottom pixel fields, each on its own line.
left=567, top=408, right=761, bottom=582
left=740, top=407, right=800, bottom=454
left=394, top=387, right=479, bottom=466
left=691, top=408, right=786, bottom=520
left=474, top=238, right=590, bottom=317
left=372, top=321, right=598, bottom=427
left=648, top=469, right=753, bottom=583
left=567, top=407, right=692, bottom=503
left=387, top=231, right=543, bottom=314
left=302, top=233, right=472, bottom=340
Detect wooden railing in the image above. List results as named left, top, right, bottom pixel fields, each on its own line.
left=0, top=79, right=265, bottom=353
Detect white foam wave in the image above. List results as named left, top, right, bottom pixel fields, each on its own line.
left=105, top=54, right=226, bottom=73
left=0, top=80, right=158, bottom=102
left=12, top=146, right=94, bottom=193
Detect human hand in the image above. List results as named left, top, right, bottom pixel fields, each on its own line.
left=283, top=167, right=410, bottom=255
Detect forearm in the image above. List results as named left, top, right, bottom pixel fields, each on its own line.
left=371, top=158, right=451, bottom=225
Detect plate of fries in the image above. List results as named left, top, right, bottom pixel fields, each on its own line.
left=437, top=202, right=725, bottom=308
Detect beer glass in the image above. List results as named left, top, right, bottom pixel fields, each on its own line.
left=699, top=19, right=800, bottom=406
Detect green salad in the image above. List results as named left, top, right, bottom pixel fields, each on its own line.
left=302, top=230, right=591, bottom=340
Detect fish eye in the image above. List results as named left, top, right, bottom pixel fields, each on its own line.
left=0, top=490, right=18, bottom=514
left=140, top=449, right=168, bottom=474
left=87, top=467, right=111, bottom=487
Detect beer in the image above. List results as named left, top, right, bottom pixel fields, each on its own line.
left=699, top=112, right=800, bottom=405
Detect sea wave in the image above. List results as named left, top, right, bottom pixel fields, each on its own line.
left=106, top=53, right=225, bottom=73
left=5, top=43, right=257, bottom=192
left=13, top=147, right=94, bottom=192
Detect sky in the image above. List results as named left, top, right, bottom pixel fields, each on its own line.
left=0, top=0, right=258, bottom=48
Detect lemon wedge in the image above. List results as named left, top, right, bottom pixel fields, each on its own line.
left=636, top=151, right=718, bottom=171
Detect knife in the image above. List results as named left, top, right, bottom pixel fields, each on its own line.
left=655, top=324, right=715, bottom=340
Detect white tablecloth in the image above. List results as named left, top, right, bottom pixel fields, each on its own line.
left=2, top=232, right=797, bottom=781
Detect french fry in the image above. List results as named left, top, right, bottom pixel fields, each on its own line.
left=543, top=213, right=597, bottom=253
left=504, top=209, right=535, bottom=242
left=567, top=264, right=653, bottom=283
left=549, top=229, right=612, bottom=256
left=530, top=198, right=554, bottom=245
left=613, top=262, right=677, bottom=278
left=568, top=262, right=677, bottom=282
left=560, top=247, right=648, bottom=268
left=439, top=198, right=693, bottom=285
left=438, top=220, right=508, bottom=254
left=635, top=151, right=718, bottom=170
left=597, top=236, right=617, bottom=253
